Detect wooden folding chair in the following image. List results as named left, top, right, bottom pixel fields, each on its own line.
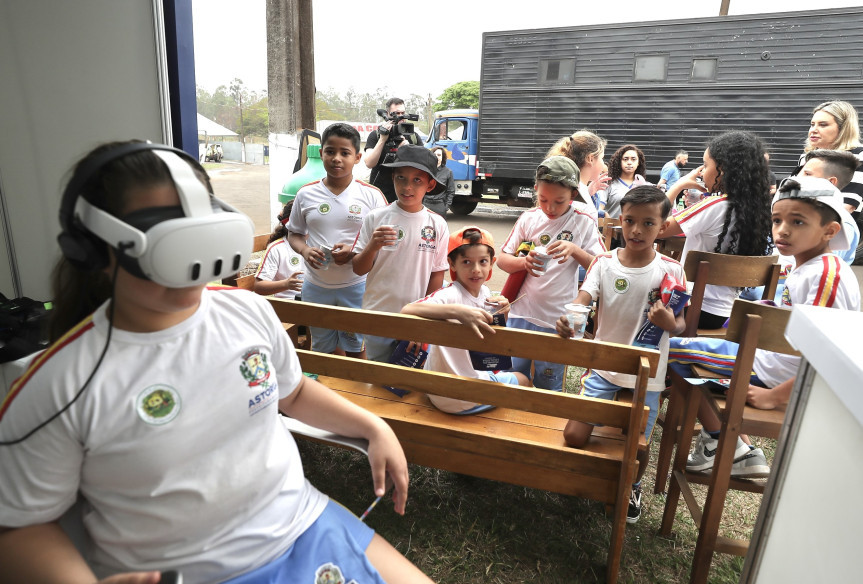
left=655, top=235, right=686, bottom=260
left=681, top=251, right=780, bottom=338
left=654, top=251, right=781, bottom=493
left=598, top=216, right=621, bottom=250
left=658, top=300, right=800, bottom=584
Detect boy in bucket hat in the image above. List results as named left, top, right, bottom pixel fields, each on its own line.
left=668, top=176, right=860, bottom=482
left=352, top=145, right=450, bottom=361
left=402, top=227, right=531, bottom=414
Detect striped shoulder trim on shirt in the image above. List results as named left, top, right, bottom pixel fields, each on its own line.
left=675, top=194, right=728, bottom=223
left=0, top=316, right=96, bottom=422
left=416, top=282, right=454, bottom=303
left=814, top=254, right=842, bottom=307
left=355, top=179, right=388, bottom=203
left=256, top=239, right=287, bottom=277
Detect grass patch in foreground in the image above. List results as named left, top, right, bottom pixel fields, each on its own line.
left=297, top=378, right=773, bottom=583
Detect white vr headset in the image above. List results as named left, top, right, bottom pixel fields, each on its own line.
left=72, top=149, right=255, bottom=288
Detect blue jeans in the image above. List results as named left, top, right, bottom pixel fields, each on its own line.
left=507, top=317, right=565, bottom=391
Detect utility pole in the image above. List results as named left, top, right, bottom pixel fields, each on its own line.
left=266, top=0, right=316, bottom=223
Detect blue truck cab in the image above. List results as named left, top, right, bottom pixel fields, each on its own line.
left=427, top=109, right=480, bottom=215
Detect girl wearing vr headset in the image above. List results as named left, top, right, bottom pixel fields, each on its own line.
left=0, top=142, right=432, bottom=584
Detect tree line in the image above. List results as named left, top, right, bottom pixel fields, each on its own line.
left=197, top=81, right=479, bottom=140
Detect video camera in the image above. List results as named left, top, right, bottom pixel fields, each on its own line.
left=376, top=108, right=420, bottom=141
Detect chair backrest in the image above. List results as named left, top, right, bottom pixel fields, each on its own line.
left=683, top=251, right=780, bottom=336
left=725, top=299, right=800, bottom=356
left=598, top=217, right=620, bottom=250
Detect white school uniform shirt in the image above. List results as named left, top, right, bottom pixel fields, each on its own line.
left=501, top=203, right=606, bottom=328
left=255, top=236, right=306, bottom=299
left=675, top=195, right=741, bottom=318
left=580, top=249, right=687, bottom=392
left=354, top=204, right=450, bottom=313
left=415, top=281, right=493, bottom=413
left=753, top=253, right=860, bottom=387
left=0, top=288, right=326, bottom=583
left=287, top=179, right=386, bottom=289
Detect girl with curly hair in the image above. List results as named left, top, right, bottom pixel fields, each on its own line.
left=657, top=130, right=773, bottom=328
left=598, top=144, right=648, bottom=218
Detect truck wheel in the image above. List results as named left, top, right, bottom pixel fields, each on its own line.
left=449, top=200, right=478, bottom=215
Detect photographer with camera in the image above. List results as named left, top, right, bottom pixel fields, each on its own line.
left=365, top=97, right=422, bottom=203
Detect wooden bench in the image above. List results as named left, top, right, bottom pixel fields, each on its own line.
left=222, top=233, right=271, bottom=290
left=267, top=298, right=660, bottom=584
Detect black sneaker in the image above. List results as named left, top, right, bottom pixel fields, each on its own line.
left=626, top=484, right=642, bottom=524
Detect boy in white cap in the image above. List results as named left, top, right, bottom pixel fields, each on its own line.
left=668, top=176, right=860, bottom=480
left=352, top=145, right=450, bottom=361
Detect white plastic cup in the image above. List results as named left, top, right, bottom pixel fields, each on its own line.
left=533, top=246, right=552, bottom=275
left=319, top=245, right=333, bottom=270
left=564, top=303, right=592, bottom=339
left=380, top=225, right=402, bottom=251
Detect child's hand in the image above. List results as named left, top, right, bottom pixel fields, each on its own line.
left=371, top=225, right=398, bottom=250
left=405, top=341, right=423, bottom=355
left=588, top=171, right=611, bottom=196
left=555, top=314, right=574, bottom=338
left=365, top=422, right=411, bottom=516
left=678, top=165, right=707, bottom=192
left=330, top=242, right=352, bottom=265
left=647, top=300, right=677, bottom=331
left=546, top=240, right=580, bottom=264
left=746, top=385, right=782, bottom=410
left=524, top=249, right=544, bottom=277
left=455, top=305, right=494, bottom=339
left=287, top=272, right=304, bottom=292
left=487, top=294, right=510, bottom=315
left=303, top=247, right=326, bottom=269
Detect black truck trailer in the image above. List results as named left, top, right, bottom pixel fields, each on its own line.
left=457, top=7, right=863, bottom=210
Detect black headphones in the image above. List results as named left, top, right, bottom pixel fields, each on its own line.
left=57, top=142, right=255, bottom=287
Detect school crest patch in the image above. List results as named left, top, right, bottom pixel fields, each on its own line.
left=557, top=231, right=573, bottom=242
left=314, top=563, right=351, bottom=584
left=539, top=234, right=551, bottom=245
left=136, top=385, right=181, bottom=425
left=613, top=277, right=630, bottom=294
left=420, top=226, right=436, bottom=242
left=318, top=203, right=331, bottom=215
left=348, top=204, right=362, bottom=215
left=240, top=349, right=271, bottom=388
left=290, top=256, right=300, bottom=266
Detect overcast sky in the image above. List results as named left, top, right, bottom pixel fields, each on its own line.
left=192, top=1, right=861, bottom=98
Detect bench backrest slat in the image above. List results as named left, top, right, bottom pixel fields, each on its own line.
left=269, top=299, right=660, bottom=376
left=298, top=350, right=640, bottom=429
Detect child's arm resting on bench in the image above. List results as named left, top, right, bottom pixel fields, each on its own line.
left=278, top=375, right=410, bottom=515
left=402, top=301, right=495, bottom=339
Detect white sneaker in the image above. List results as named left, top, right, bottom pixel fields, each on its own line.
left=686, top=429, right=750, bottom=472
left=731, top=447, right=770, bottom=479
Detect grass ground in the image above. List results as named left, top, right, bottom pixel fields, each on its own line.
left=297, top=367, right=772, bottom=583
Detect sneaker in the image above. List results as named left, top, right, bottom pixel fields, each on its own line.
left=731, top=447, right=770, bottom=479
left=686, top=429, right=750, bottom=472
left=626, top=484, right=642, bottom=524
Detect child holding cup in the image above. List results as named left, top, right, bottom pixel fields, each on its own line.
left=555, top=185, right=686, bottom=524
left=496, top=156, right=606, bottom=390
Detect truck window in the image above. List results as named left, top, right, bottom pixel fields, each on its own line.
left=633, top=54, right=668, bottom=82
left=540, top=58, right=576, bottom=84
left=435, top=120, right=466, bottom=141
left=691, top=58, right=718, bottom=81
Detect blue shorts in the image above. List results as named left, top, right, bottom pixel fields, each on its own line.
left=507, top=317, right=565, bottom=391
left=224, top=500, right=384, bottom=584
left=449, top=371, right=520, bottom=415
left=301, top=280, right=365, bottom=353
left=668, top=337, right=767, bottom=386
left=580, top=370, right=661, bottom=441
